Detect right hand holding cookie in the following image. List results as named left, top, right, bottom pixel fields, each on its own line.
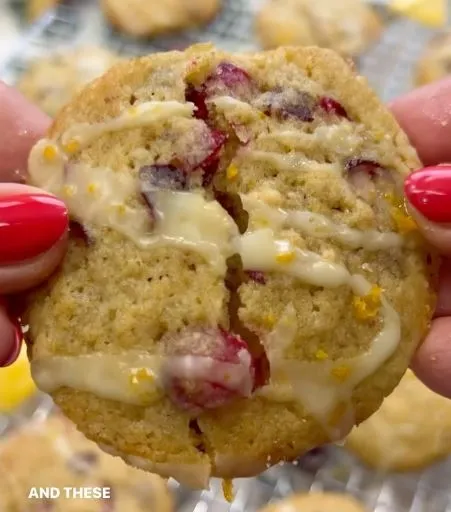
left=0, top=83, right=68, bottom=367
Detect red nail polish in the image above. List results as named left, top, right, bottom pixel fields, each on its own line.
left=0, top=298, right=23, bottom=367
left=0, top=194, right=68, bottom=264
left=405, top=165, right=451, bottom=223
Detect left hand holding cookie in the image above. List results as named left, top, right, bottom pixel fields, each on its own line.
left=0, top=82, right=68, bottom=367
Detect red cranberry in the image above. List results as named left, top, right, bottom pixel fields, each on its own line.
left=139, top=165, right=188, bottom=191
left=161, top=328, right=255, bottom=413
left=185, top=84, right=208, bottom=120
left=258, top=90, right=315, bottom=122
left=204, top=62, right=255, bottom=100
left=198, top=129, right=227, bottom=186
left=69, top=220, right=93, bottom=245
left=319, top=97, right=349, bottom=118
left=345, top=158, right=383, bottom=177
left=246, top=271, right=266, bottom=284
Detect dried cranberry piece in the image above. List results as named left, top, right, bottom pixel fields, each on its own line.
left=258, top=90, right=315, bottom=122
left=162, top=328, right=256, bottom=413
left=345, top=158, right=383, bottom=177
left=139, top=165, right=188, bottom=191
left=204, top=62, right=255, bottom=100
left=69, top=220, right=93, bottom=245
left=199, top=129, right=228, bottom=186
left=185, top=84, right=208, bottom=120
left=246, top=271, right=266, bottom=284
left=319, top=96, right=349, bottom=118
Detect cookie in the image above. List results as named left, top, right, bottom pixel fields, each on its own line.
left=255, top=0, right=382, bottom=57
left=101, top=0, right=221, bottom=38
left=259, top=492, right=366, bottom=512
left=17, top=46, right=121, bottom=117
left=27, top=0, right=59, bottom=22
left=0, top=415, right=172, bottom=511
left=414, top=32, right=451, bottom=87
left=346, top=370, right=451, bottom=471
left=25, top=43, right=434, bottom=489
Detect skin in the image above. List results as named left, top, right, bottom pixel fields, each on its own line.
left=1, top=79, right=451, bottom=397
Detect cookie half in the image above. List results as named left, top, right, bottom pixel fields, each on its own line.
left=17, top=46, right=121, bottom=117
left=0, top=415, right=172, bottom=511
left=258, top=492, right=367, bottom=512
left=101, top=0, right=221, bottom=38
left=346, top=369, right=451, bottom=471
left=25, top=44, right=434, bottom=488
left=255, top=0, right=382, bottom=57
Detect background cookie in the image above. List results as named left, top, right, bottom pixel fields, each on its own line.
left=259, top=492, right=366, bottom=512
left=414, top=32, right=451, bottom=87
left=0, top=415, right=173, bottom=511
left=346, top=370, right=451, bottom=471
left=25, top=44, right=434, bottom=488
left=255, top=0, right=382, bottom=57
left=101, top=0, right=221, bottom=38
left=17, top=46, right=120, bottom=117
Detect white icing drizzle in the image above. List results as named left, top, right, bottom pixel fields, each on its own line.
left=61, top=101, right=195, bottom=150
left=31, top=351, right=253, bottom=404
left=241, top=194, right=403, bottom=251
left=246, top=150, right=341, bottom=174
left=27, top=98, right=405, bottom=430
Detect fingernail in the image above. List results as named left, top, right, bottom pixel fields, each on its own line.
left=0, top=194, right=68, bottom=264
left=405, top=165, right=451, bottom=223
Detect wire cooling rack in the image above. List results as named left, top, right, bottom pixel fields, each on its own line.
left=1, top=1, right=451, bottom=511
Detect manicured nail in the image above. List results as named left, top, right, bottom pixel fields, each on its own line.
left=0, top=194, right=68, bottom=264
left=405, top=165, right=451, bottom=223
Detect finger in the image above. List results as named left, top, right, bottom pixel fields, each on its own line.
left=390, top=78, right=451, bottom=166
left=404, top=165, right=451, bottom=254
left=412, top=316, right=451, bottom=398
left=0, top=184, right=68, bottom=294
left=0, top=302, right=21, bottom=367
left=0, top=82, right=50, bottom=183
left=435, top=258, right=451, bottom=317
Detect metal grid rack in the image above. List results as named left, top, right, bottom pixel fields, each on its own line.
left=1, top=1, right=451, bottom=511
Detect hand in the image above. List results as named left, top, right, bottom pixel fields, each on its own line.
left=393, top=77, right=451, bottom=398
left=0, top=83, right=68, bottom=368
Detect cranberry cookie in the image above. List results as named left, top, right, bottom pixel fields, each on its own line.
left=415, top=32, right=451, bottom=86
left=0, top=415, right=172, bottom=511
left=17, top=46, right=120, bottom=117
left=346, top=370, right=451, bottom=471
left=101, top=0, right=221, bottom=38
left=259, top=492, right=366, bottom=512
left=25, top=44, right=434, bottom=488
left=256, top=0, right=382, bottom=57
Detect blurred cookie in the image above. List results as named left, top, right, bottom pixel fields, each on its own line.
left=17, top=46, right=120, bottom=117
left=256, top=0, right=382, bottom=57
left=0, top=415, right=173, bottom=511
left=101, top=0, right=221, bottom=37
left=259, top=492, right=366, bottom=512
left=25, top=43, right=433, bottom=488
left=415, top=32, right=451, bottom=86
left=346, top=370, right=451, bottom=471
left=27, top=0, right=59, bottom=22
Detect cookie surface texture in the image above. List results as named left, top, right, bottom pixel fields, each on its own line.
left=255, top=0, right=382, bottom=56
left=101, top=0, right=221, bottom=37
left=415, top=32, right=451, bottom=86
left=346, top=369, right=451, bottom=471
left=259, top=492, right=366, bottom=512
left=25, top=44, right=434, bottom=488
left=17, top=46, right=120, bottom=117
left=0, top=415, right=172, bottom=511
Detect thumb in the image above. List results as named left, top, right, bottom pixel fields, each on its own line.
left=404, top=165, right=451, bottom=254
